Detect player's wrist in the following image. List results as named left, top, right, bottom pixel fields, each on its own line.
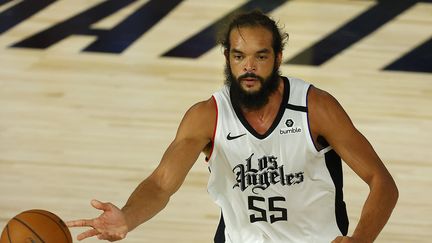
left=121, top=205, right=137, bottom=232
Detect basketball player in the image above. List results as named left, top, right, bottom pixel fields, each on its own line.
left=67, top=11, right=398, bottom=243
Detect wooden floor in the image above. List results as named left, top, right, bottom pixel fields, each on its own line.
left=1, top=0, right=431, bottom=242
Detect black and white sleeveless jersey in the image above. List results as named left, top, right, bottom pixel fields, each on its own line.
left=206, top=76, right=348, bottom=243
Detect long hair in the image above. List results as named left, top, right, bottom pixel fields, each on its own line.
left=218, top=10, right=289, bottom=54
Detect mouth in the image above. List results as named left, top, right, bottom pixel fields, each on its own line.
left=241, top=78, right=259, bottom=88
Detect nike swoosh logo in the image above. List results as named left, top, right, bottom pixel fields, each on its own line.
left=226, top=132, right=246, bottom=140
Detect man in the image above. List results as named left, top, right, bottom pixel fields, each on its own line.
left=67, top=11, right=398, bottom=243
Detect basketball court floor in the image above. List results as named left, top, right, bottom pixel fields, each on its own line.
left=0, top=0, right=431, bottom=242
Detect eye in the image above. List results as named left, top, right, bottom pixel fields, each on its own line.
left=257, top=55, right=268, bottom=60
left=233, top=54, right=243, bottom=60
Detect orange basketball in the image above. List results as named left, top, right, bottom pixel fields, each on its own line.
left=0, top=209, right=72, bottom=243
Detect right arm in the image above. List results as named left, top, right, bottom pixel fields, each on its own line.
left=122, top=98, right=216, bottom=229
left=67, top=98, right=216, bottom=241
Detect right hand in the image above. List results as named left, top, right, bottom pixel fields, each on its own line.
left=66, top=199, right=129, bottom=241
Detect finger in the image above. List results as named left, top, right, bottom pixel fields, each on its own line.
left=91, top=199, right=111, bottom=211
left=66, top=219, right=94, bottom=228
left=77, top=228, right=100, bottom=241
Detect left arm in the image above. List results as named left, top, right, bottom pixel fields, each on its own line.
left=308, top=87, right=398, bottom=243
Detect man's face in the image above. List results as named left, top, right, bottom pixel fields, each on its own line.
left=225, top=26, right=282, bottom=109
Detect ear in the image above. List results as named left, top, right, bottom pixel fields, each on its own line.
left=276, top=51, right=282, bottom=67
left=224, top=49, right=229, bottom=62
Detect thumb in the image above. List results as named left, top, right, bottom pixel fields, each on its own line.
left=91, top=199, right=111, bottom=211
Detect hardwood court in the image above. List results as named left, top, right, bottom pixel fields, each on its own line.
left=0, top=0, right=431, bottom=242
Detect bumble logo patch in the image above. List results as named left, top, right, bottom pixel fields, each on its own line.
left=280, top=119, right=302, bottom=135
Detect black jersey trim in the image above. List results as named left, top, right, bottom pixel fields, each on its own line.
left=285, top=103, right=307, bottom=112
left=229, top=76, right=290, bottom=140
left=214, top=212, right=226, bottom=243
left=325, top=150, right=349, bottom=236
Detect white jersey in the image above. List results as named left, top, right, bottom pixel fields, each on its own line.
left=206, top=77, right=348, bottom=243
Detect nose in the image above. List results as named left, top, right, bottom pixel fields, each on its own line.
left=243, top=57, right=256, bottom=73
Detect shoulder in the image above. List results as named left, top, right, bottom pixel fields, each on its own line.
left=308, top=86, right=338, bottom=108
left=177, top=97, right=217, bottom=140
left=307, top=86, right=354, bottom=137
left=308, top=86, right=346, bottom=117
left=185, top=97, right=216, bottom=119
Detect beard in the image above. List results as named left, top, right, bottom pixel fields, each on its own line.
left=224, top=61, right=281, bottom=110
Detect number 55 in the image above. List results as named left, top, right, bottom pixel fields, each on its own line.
left=248, top=196, right=288, bottom=223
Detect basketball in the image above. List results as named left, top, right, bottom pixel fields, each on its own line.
left=0, top=209, right=72, bottom=243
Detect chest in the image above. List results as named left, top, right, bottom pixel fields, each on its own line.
left=243, top=113, right=277, bottom=135
left=217, top=109, right=309, bottom=169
